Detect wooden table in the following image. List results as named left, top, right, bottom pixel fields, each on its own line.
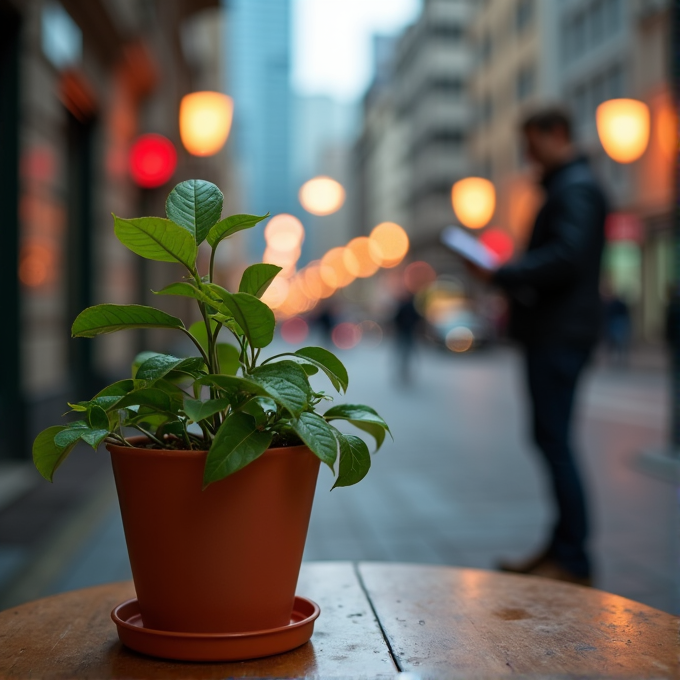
left=0, top=562, right=677, bottom=679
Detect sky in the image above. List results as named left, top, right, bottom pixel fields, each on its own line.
left=292, top=0, right=422, bottom=102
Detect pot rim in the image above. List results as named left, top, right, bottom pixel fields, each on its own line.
left=106, top=435, right=311, bottom=458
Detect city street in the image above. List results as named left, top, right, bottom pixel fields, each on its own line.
left=3, top=339, right=675, bottom=615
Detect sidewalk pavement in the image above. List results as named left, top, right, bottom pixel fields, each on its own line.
left=0, top=341, right=677, bottom=614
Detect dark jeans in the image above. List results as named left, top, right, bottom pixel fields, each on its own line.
left=524, top=344, right=592, bottom=577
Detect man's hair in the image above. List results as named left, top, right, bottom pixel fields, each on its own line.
left=521, top=106, right=573, bottom=140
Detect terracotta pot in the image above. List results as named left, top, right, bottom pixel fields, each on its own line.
left=107, top=437, right=320, bottom=634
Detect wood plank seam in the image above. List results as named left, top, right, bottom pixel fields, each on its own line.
left=353, top=561, right=403, bottom=674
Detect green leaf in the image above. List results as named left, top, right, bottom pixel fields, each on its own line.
left=198, top=374, right=269, bottom=400
left=183, top=397, right=231, bottom=423
left=153, top=282, right=222, bottom=309
left=249, top=361, right=310, bottom=417
left=215, top=291, right=275, bottom=349
left=217, top=343, right=240, bottom=375
left=203, top=412, right=273, bottom=486
left=115, top=388, right=174, bottom=412
left=72, top=304, right=184, bottom=338
left=88, top=405, right=109, bottom=430
left=33, top=426, right=78, bottom=482
left=165, top=180, right=223, bottom=245
left=295, top=347, right=348, bottom=393
left=207, top=213, right=270, bottom=249
left=238, top=263, right=282, bottom=298
left=323, top=404, right=391, bottom=451
left=53, top=421, right=89, bottom=449
left=132, top=352, right=160, bottom=378
left=291, top=412, right=338, bottom=470
left=113, top=215, right=197, bottom=271
left=333, top=434, right=371, bottom=489
left=348, top=421, right=387, bottom=451
left=80, top=429, right=110, bottom=450
left=135, top=354, right=205, bottom=382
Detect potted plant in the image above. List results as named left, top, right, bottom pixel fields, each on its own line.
left=32, top=179, right=390, bottom=662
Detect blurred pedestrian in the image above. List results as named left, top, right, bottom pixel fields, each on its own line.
left=393, top=292, right=421, bottom=385
left=313, top=303, right=336, bottom=348
left=470, top=107, right=607, bottom=586
left=602, top=287, right=631, bottom=366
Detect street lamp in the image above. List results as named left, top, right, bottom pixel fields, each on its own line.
left=451, top=177, right=496, bottom=230
left=597, top=96, right=678, bottom=478
left=179, top=92, right=233, bottom=157
left=595, top=98, right=650, bottom=164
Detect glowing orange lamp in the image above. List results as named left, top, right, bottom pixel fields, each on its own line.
left=179, top=92, right=233, bottom=157
left=596, top=98, right=650, bottom=164
left=451, top=177, right=496, bottom=230
left=299, top=176, right=345, bottom=216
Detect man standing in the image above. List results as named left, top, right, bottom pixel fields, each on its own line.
left=476, top=108, right=607, bottom=585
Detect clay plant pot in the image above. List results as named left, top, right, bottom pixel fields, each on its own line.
left=107, top=437, right=321, bottom=634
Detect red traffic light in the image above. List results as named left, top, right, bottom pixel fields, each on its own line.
left=129, top=134, right=177, bottom=188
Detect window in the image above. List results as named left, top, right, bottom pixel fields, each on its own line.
left=430, top=24, right=464, bottom=41
left=573, top=12, right=586, bottom=55
left=479, top=32, right=492, bottom=65
left=590, top=0, right=605, bottom=45
left=430, top=77, right=464, bottom=95
left=516, top=0, right=533, bottom=33
left=605, top=0, right=621, bottom=35
left=606, top=64, right=624, bottom=99
left=481, top=94, right=493, bottom=124
left=516, top=64, right=535, bottom=101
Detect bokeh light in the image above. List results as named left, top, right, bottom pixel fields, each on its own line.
left=451, top=177, right=496, bottom=230
left=19, top=242, right=55, bottom=288
left=446, top=326, right=474, bottom=353
left=479, top=228, right=514, bottom=264
left=303, top=263, right=336, bottom=299
left=321, top=247, right=356, bottom=288
left=656, top=100, right=676, bottom=161
left=345, top=237, right=381, bottom=278
left=369, top=222, right=410, bottom=268
left=264, top=214, right=305, bottom=251
left=179, top=92, right=233, bottom=157
left=404, top=261, right=436, bottom=293
left=260, top=276, right=290, bottom=309
left=332, top=322, right=362, bottom=350
left=596, top=98, right=650, bottom=164
left=129, top=134, right=177, bottom=188
left=281, top=317, right=309, bottom=344
left=299, top=176, right=346, bottom=216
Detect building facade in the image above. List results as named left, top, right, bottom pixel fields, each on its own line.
left=0, top=0, right=227, bottom=460
left=355, top=0, right=474, bottom=263
left=227, top=0, right=295, bottom=260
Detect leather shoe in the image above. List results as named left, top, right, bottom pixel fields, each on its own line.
left=497, top=547, right=551, bottom=574
left=528, top=559, right=592, bottom=587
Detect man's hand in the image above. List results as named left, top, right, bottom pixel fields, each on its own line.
left=464, top=260, right=494, bottom=283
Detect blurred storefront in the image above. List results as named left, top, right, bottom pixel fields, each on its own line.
left=0, top=0, right=230, bottom=461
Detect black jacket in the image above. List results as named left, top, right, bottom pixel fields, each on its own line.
left=493, top=157, right=607, bottom=347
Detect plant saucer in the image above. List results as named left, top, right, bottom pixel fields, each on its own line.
left=111, top=596, right=320, bottom=662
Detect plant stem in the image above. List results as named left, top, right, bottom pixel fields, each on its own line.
left=133, top=425, right=165, bottom=448
left=209, top=247, right=217, bottom=283
left=180, top=328, right=210, bottom=366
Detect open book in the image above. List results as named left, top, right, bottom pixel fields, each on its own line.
left=441, top=226, right=499, bottom=271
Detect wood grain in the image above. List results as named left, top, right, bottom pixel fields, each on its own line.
left=0, top=562, right=396, bottom=679
left=358, top=562, right=680, bottom=678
